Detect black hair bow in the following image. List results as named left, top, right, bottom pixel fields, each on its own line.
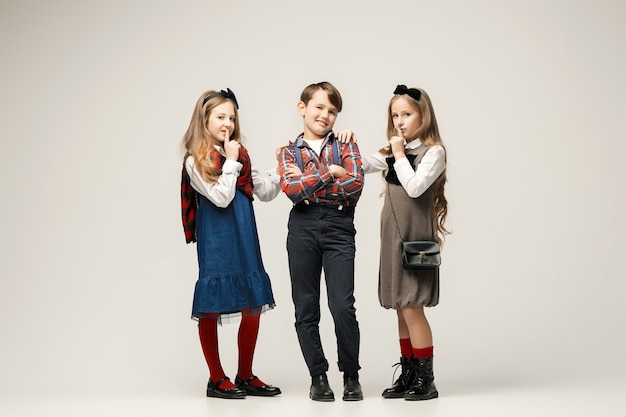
left=393, top=84, right=421, bottom=101
left=219, top=88, right=239, bottom=109
left=202, top=87, right=239, bottom=109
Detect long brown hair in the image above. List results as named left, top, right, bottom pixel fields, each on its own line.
left=181, top=90, right=241, bottom=183
left=382, top=88, right=450, bottom=242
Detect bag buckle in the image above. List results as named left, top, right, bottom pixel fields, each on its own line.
left=418, top=251, right=427, bottom=260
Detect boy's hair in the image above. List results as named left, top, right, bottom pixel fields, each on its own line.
left=300, top=81, right=343, bottom=112
left=181, top=90, right=241, bottom=183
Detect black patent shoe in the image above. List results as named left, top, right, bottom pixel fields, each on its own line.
left=310, top=373, right=335, bottom=402
left=342, top=372, right=363, bottom=401
left=235, top=375, right=282, bottom=397
left=382, top=356, right=410, bottom=399
left=206, top=376, right=247, bottom=399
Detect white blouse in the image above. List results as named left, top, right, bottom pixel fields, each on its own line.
left=361, top=140, right=446, bottom=198
left=185, top=147, right=281, bottom=208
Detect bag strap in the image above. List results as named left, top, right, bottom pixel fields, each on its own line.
left=387, top=191, right=405, bottom=243
left=388, top=188, right=440, bottom=245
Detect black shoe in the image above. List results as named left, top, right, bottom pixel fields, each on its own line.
left=343, top=372, right=363, bottom=401
left=310, top=373, right=335, bottom=402
left=382, top=356, right=410, bottom=399
left=404, top=356, right=439, bottom=401
left=235, top=375, right=282, bottom=397
left=206, top=376, right=247, bottom=399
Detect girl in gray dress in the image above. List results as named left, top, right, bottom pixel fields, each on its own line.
left=361, top=85, right=450, bottom=401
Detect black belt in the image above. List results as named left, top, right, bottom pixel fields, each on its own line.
left=295, top=200, right=353, bottom=212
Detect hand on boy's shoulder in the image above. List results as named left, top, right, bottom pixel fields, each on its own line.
left=335, top=130, right=357, bottom=144
left=275, top=143, right=292, bottom=161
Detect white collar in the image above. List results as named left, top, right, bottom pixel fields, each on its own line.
left=405, top=138, right=423, bottom=149
left=213, top=144, right=225, bottom=156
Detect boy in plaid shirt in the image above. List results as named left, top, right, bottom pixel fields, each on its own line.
left=277, top=81, right=364, bottom=401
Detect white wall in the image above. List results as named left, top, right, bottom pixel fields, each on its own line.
left=1, top=0, right=624, bottom=396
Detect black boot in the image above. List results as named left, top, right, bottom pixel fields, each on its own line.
left=382, top=356, right=410, bottom=398
left=310, top=373, right=335, bottom=402
left=404, top=356, right=438, bottom=401
left=342, top=372, right=363, bottom=401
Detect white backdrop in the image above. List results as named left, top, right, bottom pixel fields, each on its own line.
left=1, top=0, right=625, bottom=401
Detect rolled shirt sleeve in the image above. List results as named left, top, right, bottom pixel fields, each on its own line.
left=252, top=167, right=281, bottom=202
left=361, top=151, right=388, bottom=174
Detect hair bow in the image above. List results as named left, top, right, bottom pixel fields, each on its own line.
left=393, top=84, right=421, bottom=101
left=219, top=88, right=239, bottom=109
left=202, top=87, right=239, bottom=109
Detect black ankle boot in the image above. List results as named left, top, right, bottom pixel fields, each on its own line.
left=404, top=356, right=438, bottom=401
left=342, top=372, right=363, bottom=401
left=382, top=356, right=410, bottom=398
left=310, top=373, right=334, bottom=402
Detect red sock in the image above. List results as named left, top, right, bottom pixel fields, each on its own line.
left=400, top=338, right=412, bottom=358
left=237, top=314, right=266, bottom=387
left=412, top=346, right=434, bottom=359
left=198, top=318, right=236, bottom=389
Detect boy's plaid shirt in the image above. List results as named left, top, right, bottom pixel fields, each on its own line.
left=278, top=132, right=364, bottom=207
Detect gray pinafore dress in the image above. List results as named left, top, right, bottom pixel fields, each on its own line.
left=378, top=145, right=440, bottom=309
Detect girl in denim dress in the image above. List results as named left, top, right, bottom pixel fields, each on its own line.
left=181, top=88, right=281, bottom=399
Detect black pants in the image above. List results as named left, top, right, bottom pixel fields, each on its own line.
left=286, top=202, right=361, bottom=376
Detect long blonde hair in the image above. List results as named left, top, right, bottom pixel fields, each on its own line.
left=181, top=90, right=241, bottom=183
left=382, top=87, right=450, bottom=242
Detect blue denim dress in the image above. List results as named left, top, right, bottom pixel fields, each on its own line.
left=192, top=190, right=275, bottom=323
